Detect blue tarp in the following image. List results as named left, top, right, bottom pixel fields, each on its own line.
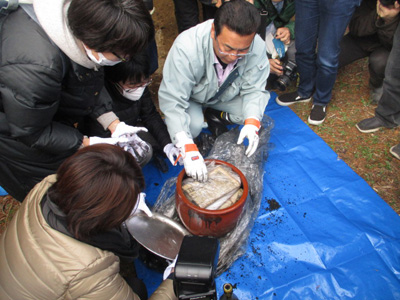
left=0, top=186, right=7, bottom=196
left=138, top=93, right=400, bottom=299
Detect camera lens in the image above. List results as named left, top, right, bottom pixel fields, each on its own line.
left=276, top=75, right=291, bottom=91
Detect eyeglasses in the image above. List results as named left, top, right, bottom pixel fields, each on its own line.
left=119, top=78, right=153, bottom=93
left=215, top=35, right=251, bottom=57
left=112, top=52, right=129, bottom=62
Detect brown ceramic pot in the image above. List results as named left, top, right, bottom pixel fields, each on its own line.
left=175, top=159, right=249, bottom=237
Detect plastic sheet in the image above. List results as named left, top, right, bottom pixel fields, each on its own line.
left=137, top=94, right=400, bottom=299
left=152, top=115, right=274, bottom=275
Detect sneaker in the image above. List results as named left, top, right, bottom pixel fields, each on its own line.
left=390, top=144, right=400, bottom=160
left=356, top=117, right=385, bottom=133
left=204, top=108, right=231, bottom=137
left=308, top=105, right=326, bottom=125
left=276, top=91, right=312, bottom=106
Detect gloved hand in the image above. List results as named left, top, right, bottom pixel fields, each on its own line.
left=163, top=143, right=180, bottom=165
left=175, top=131, right=208, bottom=182
left=111, top=122, right=148, bottom=138
left=163, top=255, right=178, bottom=280
left=134, top=192, right=153, bottom=217
left=120, top=136, right=152, bottom=165
left=89, top=136, right=129, bottom=146
left=237, top=118, right=261, bottom=157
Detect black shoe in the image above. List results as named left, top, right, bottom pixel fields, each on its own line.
left=204, top=108, right=231, bottom=137
left=356, top=117, right=386, bottom=133
left=308, top=105, right=326, bottom=125
left=390, top=144, right=400, bottom=160
left=276, top=91, right=312, bottom=106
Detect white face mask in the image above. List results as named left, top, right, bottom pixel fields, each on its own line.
left=122, top=86, right=146, bottom=101
left=83, top=45, right=121, bottom=66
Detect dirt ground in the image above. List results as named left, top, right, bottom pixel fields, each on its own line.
left=0, top=0, right=399, bottom=234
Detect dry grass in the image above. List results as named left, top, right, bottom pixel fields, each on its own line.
left=0, top=196, right=20, bottom=235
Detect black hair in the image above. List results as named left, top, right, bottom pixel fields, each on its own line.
left=68, top=0, right=155, bottom=59
left=104, top=51, right=150, bottom=84
left=214, top=0, right=261, bottom=37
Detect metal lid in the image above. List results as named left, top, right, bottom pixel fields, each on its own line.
left=125, top=212, right=189, bottom=260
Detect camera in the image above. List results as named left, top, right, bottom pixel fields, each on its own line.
left=275, top=60, right=298, bottom=91
left=174, top=236, right=220, bottom=300
left=379, top=0, right=399, bottom=7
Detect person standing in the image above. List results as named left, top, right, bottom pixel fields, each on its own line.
left=276, top=0, right=361, bottom=125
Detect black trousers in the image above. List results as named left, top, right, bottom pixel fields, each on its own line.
left=172, top=0, right=217, bottom=33
left=375, top=23, right=400, bottom=127
left=339, top=34, right=390, bottom=88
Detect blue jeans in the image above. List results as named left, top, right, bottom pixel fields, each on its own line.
left=295, top=0, right=360, bottom=105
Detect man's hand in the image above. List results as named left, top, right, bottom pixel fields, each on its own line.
left=275, top=27, right=291, bottom=44
left=237, top=118, right=261, bottom=157
left=175, top=132, right=208, bottom=182
left=163, top=143, right=180, bottom=165
left=269, top=58, right=284, bottom=75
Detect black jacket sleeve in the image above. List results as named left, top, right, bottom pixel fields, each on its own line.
left=139, top=89, right=172, bottom=149
left=0, top=9, right=83, bottom=154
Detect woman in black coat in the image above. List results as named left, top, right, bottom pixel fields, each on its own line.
left=0, top=0, right=154, bottom=201
left=78, top=52, right=180, bottom=172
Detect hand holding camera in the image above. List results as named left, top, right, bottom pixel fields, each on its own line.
left=269, top=58, right=284, bottom=76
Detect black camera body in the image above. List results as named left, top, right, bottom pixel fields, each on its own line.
left=174, top=236, right=220, bottom=300
left=380, top=0, right=399, bottom=7
left=275, top=60, right=298, bottom=91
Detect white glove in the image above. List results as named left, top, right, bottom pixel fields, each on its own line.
left=111, top=122, right=148, bottom=138
left=119, top=134, right=151, bottom=157
left=136, top=192, right=153, bottom=217
left=237, top=118, right=261, bottom=157
left=120, top=137, right=151, bottom=165
left=163, top=143, right=180, bottom=165
left=175, top=131, right=208, bottom=182
left=89, top=136, right=128, bottom=146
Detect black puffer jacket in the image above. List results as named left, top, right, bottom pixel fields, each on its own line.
left=80, top=82, right=172, bottom=151
left=0, top=8, right=114, bottom=154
